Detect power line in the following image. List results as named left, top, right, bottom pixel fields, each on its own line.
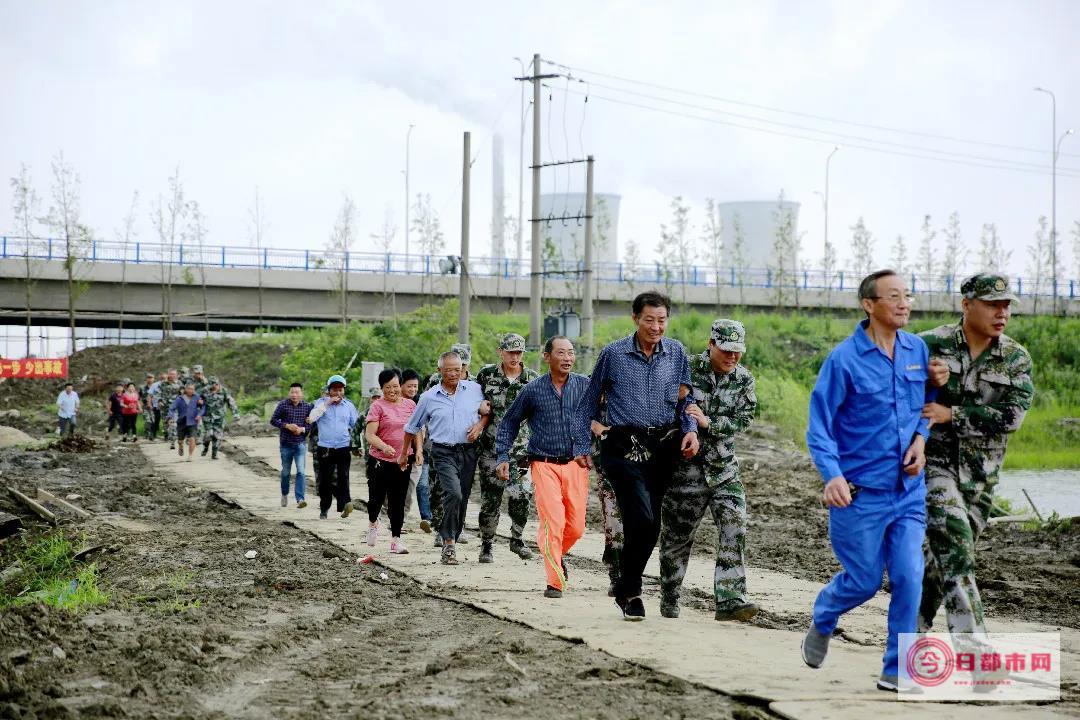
left=545, top=84, right=1080, bottom=180
left=561, top=79, right=1080, bottom=175
left=543, top=58, right=1080, bottom=160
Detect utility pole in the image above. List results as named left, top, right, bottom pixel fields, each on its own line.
left=529, top=53, right=543, bottom=348
left=459, top=131, right=471, bottom=344
left=823, top=146, right=839, bottom=270
left=582, top=155, right=595, bottom=370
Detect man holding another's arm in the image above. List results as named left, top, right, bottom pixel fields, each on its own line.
left=801, top=269, right=930, bottom=694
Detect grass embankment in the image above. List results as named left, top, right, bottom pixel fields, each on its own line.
left=272, top=302, right=1080, bottom=470
left=0, top=531, right=108, bottom=611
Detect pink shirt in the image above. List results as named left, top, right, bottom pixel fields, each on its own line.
left=365, top=397, right=417, bottom=461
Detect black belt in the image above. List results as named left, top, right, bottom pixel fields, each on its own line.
left=432, top=442, right=473, bottom=451
left=610, top=423, right=679, bottom=437
left=529, top=455, right=573, bottom=465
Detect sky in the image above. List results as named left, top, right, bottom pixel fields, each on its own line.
left=2, top=0, right=1080, bottom=281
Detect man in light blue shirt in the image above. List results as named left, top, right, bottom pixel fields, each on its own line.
left=802, top=270, right=931, bottom=693
left=309, top=374, right=358, bottom=520
left=401, top=351, right=487, bottom=565
left=56, top=383, right=80, bottom=436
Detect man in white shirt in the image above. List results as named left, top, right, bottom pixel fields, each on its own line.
left=57, top=383, right=80, bottom=436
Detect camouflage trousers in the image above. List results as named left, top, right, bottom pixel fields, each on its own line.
left=477, top=452, right=532, bottom=543
left=919, top=465, right=994, bottom=636
left=659, top=461, right=747, bottom=611
left=164, top=416, right=177, bottom=443
left=201, top=418, right=225, bottom=443
left=141, top=406, right=155, bottom=438
left=595, top=466, right=624, bottom=578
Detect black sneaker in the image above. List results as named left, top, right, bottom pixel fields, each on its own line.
left=201, top=444, right=209, bottom=457
left=479, top=542, right=493, bottom=564
left=561, top=559, right=568, bottom=580
left=544, top=585, right=563, bottom=598
left=509, top=539, right=533, bottom=560
left=660, top=596, right=680, bottom=619
left=622, top=596, right=645, bottom=621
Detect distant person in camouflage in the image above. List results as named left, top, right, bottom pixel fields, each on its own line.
left=158, top=368, right=183, bottom=449
left=589, top=396, right=623, bottom=595
left=140, top=373, right=157, bottom=440
left=424, top=343, right=474, bottom=546
left=659, top=319, right=759, bottom=622
left=475, top=333, right=540, bottom=563
left=917, top=273, right=1034, bottom=640
left=199, top=377, right=239, bottom=459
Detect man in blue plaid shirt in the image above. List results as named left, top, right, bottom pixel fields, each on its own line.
left=270, top=383, right=314, bottom=509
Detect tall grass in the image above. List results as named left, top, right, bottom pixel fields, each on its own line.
left=0, top=531, right=109, bottom=611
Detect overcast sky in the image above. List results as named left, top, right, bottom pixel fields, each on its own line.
left=2, top=0, right=1079, bottom=280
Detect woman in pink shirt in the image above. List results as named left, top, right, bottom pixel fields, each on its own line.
left=364, top=368, right=420, bottom=554
left=120, top=382, right=142, bottom=442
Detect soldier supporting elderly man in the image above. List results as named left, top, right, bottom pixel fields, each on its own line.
left=475, top=333, right=539, bottom=563
left=918, top=274, right=1033, bottom=656
left=199, top=377, right=239, bottom=460
left=659, top=319, right=759, bottom=622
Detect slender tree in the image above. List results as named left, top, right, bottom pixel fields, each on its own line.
left=977, top=222, right=1011, bottom=273
left=940, top=211, right=967, bottom=301
left=10, top=165, right=40, bottom=357
left=770, top=191, right=800, bottom=306
left=623, top=238, right=641, bottom=295
left=45, top=153, right=91, bottom=354
left=821, top=235, right=839, bottom=308
left=849, top=216, right=876, bottom=278
left=185, top=200, right=210, bottom=335
left=116, top=191, right=139, bottom=335
left=371, top=204, right=398, bottom=317
left=152, top=168, right=185, bottom=338
left=1026, top=215, right=1051, bottom=313
left=659, top=196, right=693, bottom=305
left=327, top=195, right=357, bottom=324
left=702, top=198, right=724, bottom=309
left=890, top=234, right=909, bottom=277
left=729, top=211, right=748, bottom=304
left=916, top=214, right=937, bottom=306
left=411, top=193, right=444, bottom=301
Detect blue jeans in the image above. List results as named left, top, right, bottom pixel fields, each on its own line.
left=813, top=480, right=927, bottom=676
left=280, top=443, right=307, bottom=501
left=416, top=461, right=433, bottom=520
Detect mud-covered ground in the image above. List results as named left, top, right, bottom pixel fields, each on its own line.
left=591, top=423, right=1080, bottom=631
left=0, top=441, right=767, bottom=720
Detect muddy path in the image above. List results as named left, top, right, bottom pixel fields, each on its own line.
left=0, top=441, right=766, bottom=720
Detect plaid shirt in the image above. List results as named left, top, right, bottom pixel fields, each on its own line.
left=270, top=398, right=314, bottom=446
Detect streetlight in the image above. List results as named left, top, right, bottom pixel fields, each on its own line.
left=1034, top=86, right=1065, bottom=314
left=822, top=146, right=839, bottom=286
left=405, top=123, right=415, bottom=263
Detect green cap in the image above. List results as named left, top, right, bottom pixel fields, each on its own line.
left=450, top=343, right=472, bottom=364
left=710, top=319, right=746, bottom=352
left=961, top=273, right=1017, bottom=302
left=499, top=333, right=526, bottom=351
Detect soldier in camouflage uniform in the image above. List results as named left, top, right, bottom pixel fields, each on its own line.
left=139, top=373, right=157, bottom=440
left=659, top=319, right=759, bottom=621
left=158, top=368, right=183, bottom=449
left=200, top=377, right=239, bottom=459
left=589, top=396, right=623, bottom=595
left=424, top=343, right=475, bottom=546
left=179, top=366, right=193, bottom=387
left=475, top=333, right=539, bottom=563
left=918, top=274, right=1034, bottom=639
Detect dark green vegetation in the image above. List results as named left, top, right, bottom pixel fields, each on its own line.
left=0, top=531, right=108, bottom=611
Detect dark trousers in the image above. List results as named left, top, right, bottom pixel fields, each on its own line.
left=367, top=456, right=411, bottom=537
left=601, top=427, right=681, bottom=599
left=120, top=414, right=138, bottom=436
left=317, top=446, right=352, bottom=513
left=430, top=443, right=478, bottom=543
left=151, top=408, right=161, bottom=437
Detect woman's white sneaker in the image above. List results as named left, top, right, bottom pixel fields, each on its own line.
left=366, top=526, right=379, bottom=547
left=390, top=538, right=408, bottom=554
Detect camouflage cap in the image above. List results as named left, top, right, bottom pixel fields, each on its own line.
left=192, top=364, right=204, bottom=373
left=961, top=273, right=1018, bottom=302
left=450, top=343, right=472, bottom=364
left=208, top=376, right=220, bottom=385
left=710, top=319, right=747, bottom=352
left=499, top=333, right=526, bottom=352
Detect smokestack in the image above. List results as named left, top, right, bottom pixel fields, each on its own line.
left=492, top=133, right=505, bottom=258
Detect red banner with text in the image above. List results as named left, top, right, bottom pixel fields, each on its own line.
left=0, top=358, right=69, bottom=379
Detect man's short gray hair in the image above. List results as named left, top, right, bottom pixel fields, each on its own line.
left=437, top=351, right=462, bottom=368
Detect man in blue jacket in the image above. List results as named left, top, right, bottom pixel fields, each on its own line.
left=169, top=382, right=205, bottom=461
left=802, top=269, right=931, bottom=693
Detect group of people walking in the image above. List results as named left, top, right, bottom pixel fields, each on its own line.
left=270, top=275, right=1030, bottom=694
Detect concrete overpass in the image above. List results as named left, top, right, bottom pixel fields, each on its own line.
left=3, top=258, right=1077, bottom=333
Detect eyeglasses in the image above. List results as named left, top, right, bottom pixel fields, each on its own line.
left=869, top=293, right=916, bottom=305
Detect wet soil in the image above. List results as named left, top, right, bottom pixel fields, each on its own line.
left=0, top=442, right=766, bottom=719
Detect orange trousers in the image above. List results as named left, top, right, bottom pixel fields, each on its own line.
left=531, top=460, right=589, bottom=591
